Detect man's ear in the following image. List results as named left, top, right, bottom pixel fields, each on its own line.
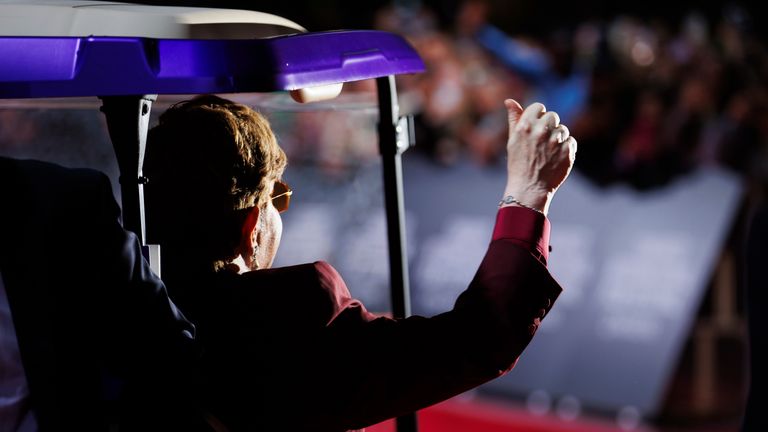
left=239, top=206, right=261, bottom=264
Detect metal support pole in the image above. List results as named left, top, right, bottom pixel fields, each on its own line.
left=99, top=94, right=157, bottom=246
left=376, top=75, right=417, bottom=432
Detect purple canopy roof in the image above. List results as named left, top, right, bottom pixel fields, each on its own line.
left=0, top=30, right=424, bottom=98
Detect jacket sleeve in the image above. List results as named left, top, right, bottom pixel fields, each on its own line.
left=283, top=217, right=562, bottom=431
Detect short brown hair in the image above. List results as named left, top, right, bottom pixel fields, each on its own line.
left=144, top=95, right=287, bottom=266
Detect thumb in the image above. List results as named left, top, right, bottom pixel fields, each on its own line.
left=504, top=99, right=524, bottom=128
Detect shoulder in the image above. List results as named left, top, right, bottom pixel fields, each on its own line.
left=2, top=156, right=105, bottom=182
left=240, top=261, right=346, bottom=291
left=237, top=261, right=353, bottom=327
left=0, top=158, right=120, bottom=266
left=2, top=157, right=112, bottom=205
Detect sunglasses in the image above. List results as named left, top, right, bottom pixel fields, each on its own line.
left=271, top=180, right=292, bottom=213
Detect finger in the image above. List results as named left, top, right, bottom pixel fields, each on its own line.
left=504, top=99, right=524, bottom=127
left=563, top=136, right=577, bottom=159
left=551, top=124, right=570, bottom=143
left=541, top=111, right=560, bottom=130
left=517, top=102, right=546, bottom=131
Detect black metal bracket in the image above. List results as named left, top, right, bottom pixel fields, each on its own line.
left=376, top=75, right=418, bottom=432
left=98, top=94, right=157, bottom=246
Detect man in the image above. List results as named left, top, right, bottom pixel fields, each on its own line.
left=143, top=95, right=576, bottom=431
left=0, top=157, right=204, bottom=432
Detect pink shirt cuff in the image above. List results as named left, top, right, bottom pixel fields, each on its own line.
left=492, top=206, right=551, bottom=263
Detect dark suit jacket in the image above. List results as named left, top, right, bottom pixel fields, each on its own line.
left=164, top=210, right=562, bottom=432
left=743, top=200, right=768, bottom=432
left=0, top=157, right=203, bottom=432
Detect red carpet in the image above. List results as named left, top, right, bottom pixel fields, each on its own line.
left=367, top=397, right=658, bottom=432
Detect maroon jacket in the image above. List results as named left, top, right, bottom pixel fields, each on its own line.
left=173, top=207, right=562, bottom=432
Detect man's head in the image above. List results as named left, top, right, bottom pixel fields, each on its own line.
left=144, top=95, right=287, bottom=271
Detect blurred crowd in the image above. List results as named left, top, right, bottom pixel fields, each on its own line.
left=372, top=0, right=768, bottom=193
left=3, top=0, right=767, bottom=196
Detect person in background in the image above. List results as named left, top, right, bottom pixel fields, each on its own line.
left=458, top=0, right=591, bottom=127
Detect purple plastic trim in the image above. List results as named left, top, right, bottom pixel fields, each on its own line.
left=0, top=30, right=424, bottom=98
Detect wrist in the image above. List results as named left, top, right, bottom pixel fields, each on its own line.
left=499, top=195, right=546, bottom=215
left=502, top=183, right=552, bottom=215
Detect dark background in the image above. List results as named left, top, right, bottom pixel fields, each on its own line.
left=128, top=0, right=767, bottom=39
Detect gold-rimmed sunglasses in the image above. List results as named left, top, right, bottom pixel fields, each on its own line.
left=271, top=180, right=292, bottom=213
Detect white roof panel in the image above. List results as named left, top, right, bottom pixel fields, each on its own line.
left=0, top=1, right=306, bottom=38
